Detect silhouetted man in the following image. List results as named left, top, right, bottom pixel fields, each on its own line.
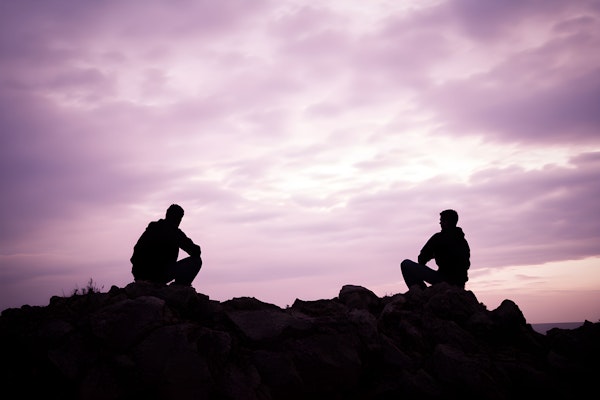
left=131, top=204, right=202, bottom=286
left=401, top=209, right=470, bottom=290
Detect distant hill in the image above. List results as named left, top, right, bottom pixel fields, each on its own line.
left=531, top=321, right=585, bottom=335
left=1, top=282, right=598, bottom=399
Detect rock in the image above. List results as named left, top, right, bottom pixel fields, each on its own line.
left=0, top=282, right=598, bottom=399
left=225, top=308, right=312, bottom=342
left=339, top=284, right=380, bottom=311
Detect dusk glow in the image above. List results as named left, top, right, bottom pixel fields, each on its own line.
left=1, top=0, right=599, bottom=324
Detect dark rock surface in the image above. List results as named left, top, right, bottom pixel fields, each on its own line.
left=1, top=282, right=598, bottom=399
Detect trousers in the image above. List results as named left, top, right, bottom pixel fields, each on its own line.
left=166, top=256, right=202, bottom=286
left=400, top=259, right=442, bottom=290
left=400, top=258, right=466, bottom=290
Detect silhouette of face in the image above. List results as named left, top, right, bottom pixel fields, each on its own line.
left=174, top=215, right=182, bottom=227
left=440, top=217, right=449, bottom=230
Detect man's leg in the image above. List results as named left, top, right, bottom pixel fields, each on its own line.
left=169, top=256, right=202, bottom=286
left=400, top=259, right=440, bottom=290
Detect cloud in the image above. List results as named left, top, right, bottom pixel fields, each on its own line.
left=447, top=0, right=573, bottom=39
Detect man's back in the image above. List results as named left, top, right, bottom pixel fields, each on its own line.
left=131, top=219, right=181, bottom=282
left=419, top=226, right=470, bottom=285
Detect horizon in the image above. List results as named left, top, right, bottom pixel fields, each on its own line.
left=0, top=275, right=594, bottom=327
left=1, top=0, right=599, bottom=325
left=1, top=277, right=592, bottom=332
left=1, top=266, right=597, bottom=326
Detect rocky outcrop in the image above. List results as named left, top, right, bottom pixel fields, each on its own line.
left=1, top=282, right=598, bottom=399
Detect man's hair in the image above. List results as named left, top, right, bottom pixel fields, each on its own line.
left=440, top=209, right=459, bottom=226
left=166, top=204, right=184, bottom=220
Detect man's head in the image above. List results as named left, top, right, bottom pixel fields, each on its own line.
left=166, top=204, right=184, bottom=227
left=440, top=209, right=459, bottom=229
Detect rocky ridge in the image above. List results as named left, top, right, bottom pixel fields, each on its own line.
left=1, top=282, right=598, bottom=399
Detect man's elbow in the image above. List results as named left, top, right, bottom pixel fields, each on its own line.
left=192, top=245, right=201, bottom=258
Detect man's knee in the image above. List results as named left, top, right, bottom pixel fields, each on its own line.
left=178, top=256, right=202, bottom=273
left=191, top=256, right=202, bottom=272
left=401, top=259, right=414, bottom=271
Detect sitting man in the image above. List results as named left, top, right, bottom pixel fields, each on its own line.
left=131, top=204, right=202, bottom=286
left=401, top=209, right=470, bottom=290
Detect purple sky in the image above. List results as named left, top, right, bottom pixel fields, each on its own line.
left=1, top=0, right=599, bottom=323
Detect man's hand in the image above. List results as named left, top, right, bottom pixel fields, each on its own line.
left=190, top=244, right=201, bottom=258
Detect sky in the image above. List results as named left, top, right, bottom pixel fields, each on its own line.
left=1, top=0, right=599, bottom=324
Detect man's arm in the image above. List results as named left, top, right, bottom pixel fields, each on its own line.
left=459, top=237, right=471, bottom=269
left=417, top=234, right=437, bottom=265
left=176, top=229, right=201, bottom=258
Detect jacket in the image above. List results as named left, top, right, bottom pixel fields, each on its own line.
left=418, top=226, right=470, bottom=285
left=130, top=219, right=200, bottom=282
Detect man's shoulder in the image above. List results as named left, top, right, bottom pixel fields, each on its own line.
left=430, top=231, right=443, bottom=240
left=146, top=219, right=161, bottom=228
left=439, top=227, right=465, bottom=237
left=146, top=219, right=171, bottom=232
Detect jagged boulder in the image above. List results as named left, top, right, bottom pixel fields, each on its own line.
left=0, top=282, right=598, bottom=399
